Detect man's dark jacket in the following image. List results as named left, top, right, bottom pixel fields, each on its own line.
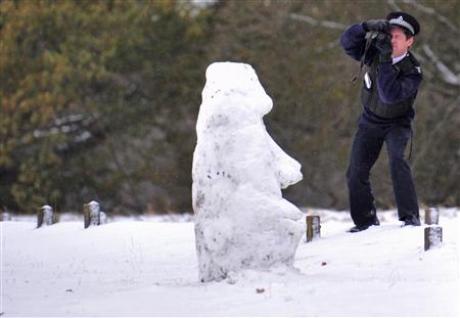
left=340, top=23, right=422, bottom=127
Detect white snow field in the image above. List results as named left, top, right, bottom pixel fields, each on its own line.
left=1, top=209, right=459, bottom=317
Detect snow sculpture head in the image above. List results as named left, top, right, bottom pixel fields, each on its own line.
left=192, top=62, right=304, bottom=282
left=201, top=62, right=273, bottom=119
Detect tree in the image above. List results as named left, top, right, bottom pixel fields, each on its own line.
left=0, top=0, right=213, bottom=213
left=1, top=0, right=458, bottom=214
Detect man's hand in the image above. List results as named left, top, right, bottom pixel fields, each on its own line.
left=374, top=32, right=392, bottom=63
left=362, top=19, right=389, bottom=33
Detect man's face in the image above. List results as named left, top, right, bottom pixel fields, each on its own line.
left=390, top=26, right=414, bottom=58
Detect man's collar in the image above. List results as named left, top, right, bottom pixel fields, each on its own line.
left=392, top=52, right=408, bottom=64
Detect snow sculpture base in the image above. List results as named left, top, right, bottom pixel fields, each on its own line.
left=192, top=62, right=304, bottom=282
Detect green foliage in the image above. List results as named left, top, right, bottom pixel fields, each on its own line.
left=1, top=0, right=212, bottom=213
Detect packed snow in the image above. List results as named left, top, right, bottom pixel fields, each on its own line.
left=1, top=208, right=459, bottom=316
left=193, top=62, right=304, bottom=282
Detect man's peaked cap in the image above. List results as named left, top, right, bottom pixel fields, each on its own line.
left=386, top=11, right=420, bottom=36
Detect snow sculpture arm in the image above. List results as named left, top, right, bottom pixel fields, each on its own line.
left=266, top=135, right=303, bottom=189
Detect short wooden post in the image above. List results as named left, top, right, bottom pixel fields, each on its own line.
left=84, top=201, right=106, bottom=228
left=425, top=207, right=439, bottom=225
left=37, top=205, right=54, bottom=228
left=306, top=215, right=321, bottom=242
left=1, top=212, right=11, bottom=222
left=84, top=203, right=90, bottom=228
left=424, top=226, right=442, bottom=251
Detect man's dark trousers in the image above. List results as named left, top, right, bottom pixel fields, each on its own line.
left=346, top=123, right=419, bottom=227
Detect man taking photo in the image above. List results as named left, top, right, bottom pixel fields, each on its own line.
left=340, top=12, right=423, bottom=232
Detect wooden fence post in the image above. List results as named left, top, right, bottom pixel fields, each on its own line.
left=424, top=207, right=439, bottom=225
left=424, top=226, right=442, bottom=251
left=37, top=205, right=54, bottom=228
left=84, top=201, right=106, bottom=228
left=1, top=212, right=11, bottom=222
left=306, top=215, right=321, bottom=242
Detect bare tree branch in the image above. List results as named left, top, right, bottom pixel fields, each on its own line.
left=315, top=40, right=341, bottom=53
left=401, top=0, right=459, bottom=33
left=413, top=95, right=460, bottom=169
left=387, top=0, right=402, bottom=11
left=289, top=13, right=346, bottom=30
left=422, top=44, right=460, bottom=86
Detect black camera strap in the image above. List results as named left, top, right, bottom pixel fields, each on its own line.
left=352, top=31, right=378, bottom=83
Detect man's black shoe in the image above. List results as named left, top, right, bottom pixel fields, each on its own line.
left=372, top=216, right=380, bottom=226
left=349, top=214, right=380, bottom=233
left=402, top=215, right=421, bottom=226
left=348, top=224, right=370, bottom=233
left=368, top=208, right=379, bottom=226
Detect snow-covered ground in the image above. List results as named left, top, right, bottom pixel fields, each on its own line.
left=1, top=208, right=459, bottom=316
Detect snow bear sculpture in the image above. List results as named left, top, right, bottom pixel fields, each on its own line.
left=192, top=62, right=304, bottom=282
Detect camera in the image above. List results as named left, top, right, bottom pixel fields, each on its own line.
left=366, top=30, right=390, bottom=45
left=362, top=30, right=391, bottom=65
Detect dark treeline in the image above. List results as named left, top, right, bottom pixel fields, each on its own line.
left=1, top=0, right=459, bottom=214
